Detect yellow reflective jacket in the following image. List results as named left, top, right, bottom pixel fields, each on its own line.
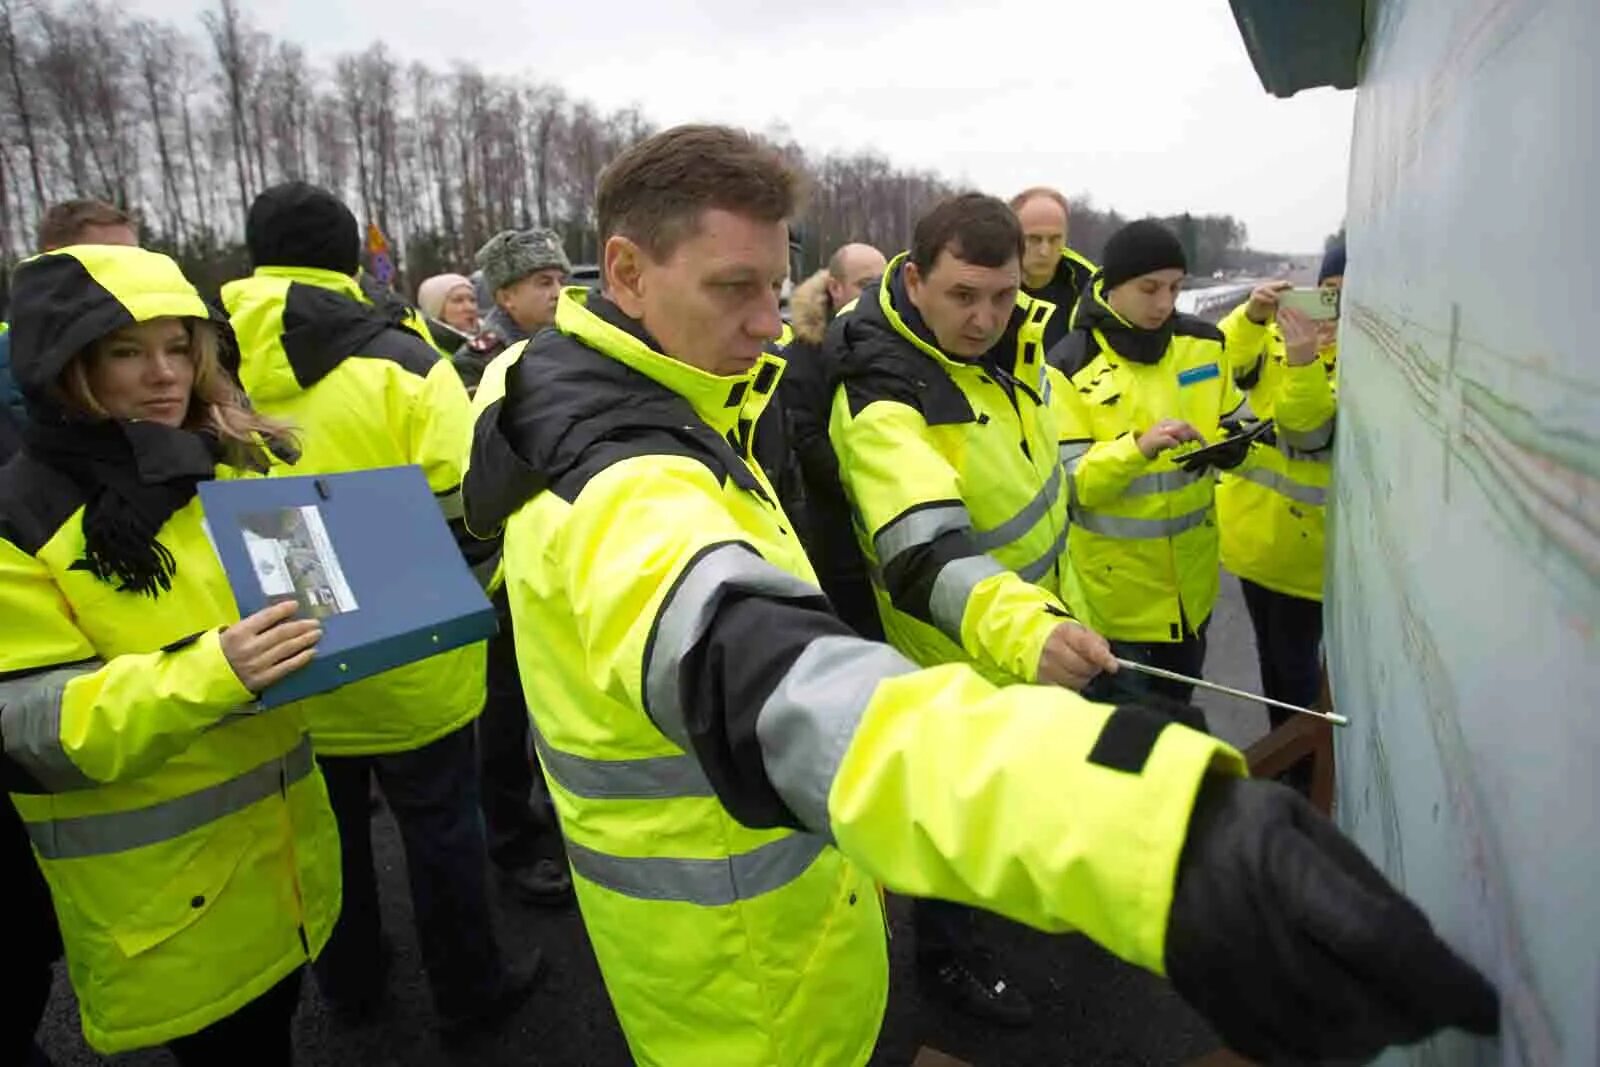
left=223, top=267, right=487, bottom=755
left=0, top=246, right=339, bottom=1053
left=462, top=288, right=1245, bottom=1067
left=827, top=255, right=1074, bottom=684
left=1051, top=279, right=1255, bottom=642
left=1214, top=306, right=1337, bottom=601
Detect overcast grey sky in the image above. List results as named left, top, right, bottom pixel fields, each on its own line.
left=140, top=0, right=1353, bottom=252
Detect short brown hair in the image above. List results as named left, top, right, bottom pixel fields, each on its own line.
left=597, top=124, right=803, bottom=260
left=911, top=193, right=1023, bottom=274
left=37, top=199, right=137, bottom=252
left=1009, top=186, right=1071, bottom=219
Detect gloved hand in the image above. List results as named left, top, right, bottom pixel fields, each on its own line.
left=1165, top=776, right=1499, bottom=1064
left=1177, top=424, right=1256, bottom=473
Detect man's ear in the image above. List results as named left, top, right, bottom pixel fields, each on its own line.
left=605, top=235, right=648, bottom=318
left=904, top=260, right=923, bottom=302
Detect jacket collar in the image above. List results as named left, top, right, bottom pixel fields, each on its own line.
left=865, top=253, right=1050, bottom=377
left=555, top=289, right=783, bottom=438
left=1074, top=275, right=1175, bottom=366
left=252, top=265, right=367, bottom=302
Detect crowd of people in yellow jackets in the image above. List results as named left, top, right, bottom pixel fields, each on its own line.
left=1, top=124, right=1496, bottom=1067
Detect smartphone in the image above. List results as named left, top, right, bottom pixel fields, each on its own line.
left=1278, top=287, right=1341, bottom=321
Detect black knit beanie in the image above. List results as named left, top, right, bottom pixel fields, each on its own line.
left=1101, top=220, right=1188, bottom=291
left=246, top=181, right=361, bottom=275
left=1319, top=243, right=1347, bottom=284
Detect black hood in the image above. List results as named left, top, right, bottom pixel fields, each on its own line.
left=9, top=245, right=233, bottom=420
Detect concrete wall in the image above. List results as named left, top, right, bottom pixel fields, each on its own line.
left=1329, top=0, right=1599, bottom=1064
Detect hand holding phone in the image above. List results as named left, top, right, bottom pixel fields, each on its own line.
left=1276, top=287, right=1340, bottom=322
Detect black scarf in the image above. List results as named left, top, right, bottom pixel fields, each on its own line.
left=24, top=418, right=221, bottom=597
left=1074, top=281, right=1177, bottom=366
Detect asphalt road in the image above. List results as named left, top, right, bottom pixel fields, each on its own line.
left=33, top=574, right=1269, bottom=1067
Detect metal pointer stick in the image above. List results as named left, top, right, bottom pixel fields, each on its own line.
left=1113, top=658, right=1349, bottom=727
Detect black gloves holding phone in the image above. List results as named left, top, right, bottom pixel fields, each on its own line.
left=1165, top=776, right=1499, bottom=1063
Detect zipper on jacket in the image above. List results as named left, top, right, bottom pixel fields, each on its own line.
left=983, top=364, right=1033, bottom=460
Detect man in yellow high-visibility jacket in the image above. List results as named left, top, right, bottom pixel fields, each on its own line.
left=461, top=123, right=1497, bottom=1067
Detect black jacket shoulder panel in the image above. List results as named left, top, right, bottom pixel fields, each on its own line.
left=1172, top=313, right=1225, bottom=345
left=505, top=332, right=762, bottom=505
left=0, top=453, right=85, bottom=557
left=831, top=312, right=974, bottom=426
left=1047, top=329, right=1101, bottom=380
left=280, top=282, right=439, bottom=388
left=358, top=325, right=442, bottom=378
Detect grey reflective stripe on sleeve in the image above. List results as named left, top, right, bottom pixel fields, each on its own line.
left=971, top=465, right=1062, bottom=553
left=1059, top=440, right=1092, bottom=472
left=872, top=504, right=971, bottom=566
left=24, top=734, right=315, bottom=860
left=531, top=719, right=714, bottom=800
left=1119, top=468, right=1206, bottom=499
left=436, top=487, right=465, bottom=522
left=644, top=543, right=819, bottom=748
left=471, top=549, right=502, bottom=590
left=1278, top=419, right=1334, bottom=453
left=1016, top=523, right=1070, bottom=584
left=565, top=832, right=828, bottom=905
left=1233, top=467, right=1328, bottom=506
left=0, top=663, right=103, bottom=792
left=755, top=636, right=917, bottom=833
left=1072, top=505, right=1212, bottom=540
left=929, top=554, right=1008, bottom=638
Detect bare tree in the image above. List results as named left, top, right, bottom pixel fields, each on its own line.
left=0, top=0, right=46, bottom=208
left=203, top=0, right=258, bottom=216
left=134, top=19, right=187, bottom=241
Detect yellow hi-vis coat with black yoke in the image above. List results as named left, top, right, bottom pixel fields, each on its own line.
left=223, top=266, right=489, bottom=756
left=1050, top=279, right=1259, bottom=643
left=0, top=246, right=340, bottom=1053
left=461, top=288, right=1246, bottom=1067
left=1215, top=305, right=1338, bottom=602
left=827, top=254, right=1075, bottom=684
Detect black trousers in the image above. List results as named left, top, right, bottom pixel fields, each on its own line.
left=3, top=801, right=60, bottom=1066
left=167, top=969, right=302, bottom=1066
left=480, top=594, right=555, bottom=870
left=1085, top=617, right=1211, bottom=706
left=913, top=897, right=983, bottom=966
left=1239, top=579, right=1324, bottom=725
left=315, top=724, right=504, bottom=1021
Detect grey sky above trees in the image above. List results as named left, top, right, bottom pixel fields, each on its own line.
left=0, top=0, right=1350, bottom=294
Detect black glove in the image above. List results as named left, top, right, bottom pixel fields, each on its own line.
left=1166, top=776, right=1499, bottom=1064
left=1178, top=424, right=1256, bottom=473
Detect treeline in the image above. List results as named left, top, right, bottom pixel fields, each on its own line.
left=0, top=0, right=1262, bottom=304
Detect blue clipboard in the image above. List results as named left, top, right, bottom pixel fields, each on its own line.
left=200, top=465, right=498, bottom=708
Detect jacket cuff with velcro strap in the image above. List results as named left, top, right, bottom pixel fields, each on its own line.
left=1070, top=433, right=1153, bottom=509
left=1219, top=305, right=1270, bottom=372
left=1273, top=362, right=1337, bottom=453
left=873, top=501, right=1070, bottom=682
left=1, top=629, right=253, bottom=793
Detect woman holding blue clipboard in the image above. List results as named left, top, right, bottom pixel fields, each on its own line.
left=0, top=244, right=338, bottom=1064
left=1048, top=220, right=1266, bottom=704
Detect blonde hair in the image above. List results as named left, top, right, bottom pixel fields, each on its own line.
left=62, top=317, right=297, bottom=470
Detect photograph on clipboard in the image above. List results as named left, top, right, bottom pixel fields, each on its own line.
left=240, top=505, right=360, bottom=619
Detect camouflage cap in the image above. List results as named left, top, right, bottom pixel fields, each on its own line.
left=476, top=228, right=572, bottom=295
